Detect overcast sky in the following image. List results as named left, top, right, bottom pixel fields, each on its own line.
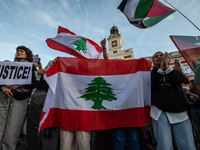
left=0, top=0, right=200, bottom=66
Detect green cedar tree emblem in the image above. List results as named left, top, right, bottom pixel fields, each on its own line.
left=78, top=77, right=117, bottom=110
left=70, top=38, right=87, bottom=54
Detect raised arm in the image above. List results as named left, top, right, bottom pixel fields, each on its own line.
left=173, top=59, right=189, bottom=84
left=100, top=38, right=108, bottom=59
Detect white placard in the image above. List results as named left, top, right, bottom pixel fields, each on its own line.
left=0, top=61, right=33, bottom=85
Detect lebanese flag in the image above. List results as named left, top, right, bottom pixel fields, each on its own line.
left=118, top=0, right=175, bottom=28
left=46, top=26, right=102, bottom=59
left=170, top=35, right=200, bottom=72
left=39, top=57, right=152, bottom=131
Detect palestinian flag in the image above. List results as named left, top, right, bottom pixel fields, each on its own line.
left=170, top=35, right=200, bottom=72
left=39, top=57, right=152, bottom=131
left=46, top=26, right=102, bottom=59
left=118, top=0, right=175, bottom=28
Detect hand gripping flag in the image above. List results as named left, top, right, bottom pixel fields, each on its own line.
left=46, top=26, right=102, bottom=59
left=170, top=35, right=200, bottom=72
left=118, top=0, right=175, bottom=28
left=39, top=57, right=152, bottom=131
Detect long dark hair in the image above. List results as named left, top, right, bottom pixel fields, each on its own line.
left=14, top=46, right=33, bottom=62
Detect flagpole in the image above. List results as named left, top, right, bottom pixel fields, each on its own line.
left=164, top=0, right=200, bottom=32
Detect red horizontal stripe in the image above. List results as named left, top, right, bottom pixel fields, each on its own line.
left=39, top=106, right=151, bottom=131
left=45, top=57, right=152, bottom=77
left=46, top=39, right=86, bottom=59
left=87, top=38, right=102, bottom=53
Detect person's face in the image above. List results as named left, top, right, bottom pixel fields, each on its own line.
left=189, top=82, right=194, bottom=90
left=153, top=52, right=163, bottom=66
left=16, top=49, right=27, bottom=60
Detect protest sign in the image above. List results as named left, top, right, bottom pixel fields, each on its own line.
left=0, top=61, right=33, bottom=85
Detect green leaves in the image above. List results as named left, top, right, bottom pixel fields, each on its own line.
left=71, top=38, right=87, bottom=54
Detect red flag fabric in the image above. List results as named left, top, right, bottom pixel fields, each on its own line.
left=170, top=35, right=200, bottom=72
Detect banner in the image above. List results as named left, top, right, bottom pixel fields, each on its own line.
left=39, top=57, right=152, bottom=131
left=0, top=61, right=33, bottom=85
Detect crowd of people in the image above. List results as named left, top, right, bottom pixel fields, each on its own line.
left=0, top=38, right=200, bottom=150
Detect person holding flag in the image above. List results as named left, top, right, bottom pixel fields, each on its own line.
left=150, top=51, right=196, bottom=150
left=41, top=28, right=151, bottom=149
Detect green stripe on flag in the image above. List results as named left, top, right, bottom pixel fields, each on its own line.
left=134, top=0, right=154, bottom=19
left=143, top=12, right=174, bottom=27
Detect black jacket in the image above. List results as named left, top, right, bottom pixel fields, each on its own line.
left=22, top=65, right=38, bottom=90
left=151, top=67, right=188, bottom=113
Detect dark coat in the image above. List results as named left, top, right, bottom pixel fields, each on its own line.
left=151, top=67, right=188, bottom=113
